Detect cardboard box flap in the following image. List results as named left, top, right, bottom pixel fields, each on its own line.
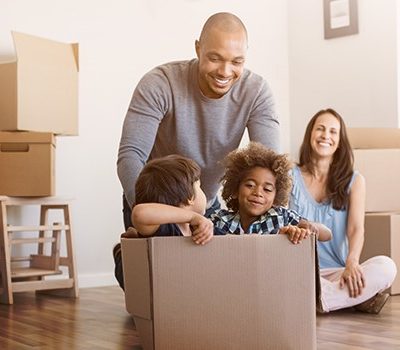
left=72, top=43, right=79, bottom=72
left=12, top=31, right=79, bottom=71
left=148, top=235, right=316, bottom=350
left=121, top=238, right=152, bottom=320
left=348, top=128, right=400, bottom=149
left=0, top=62, right=17, bottom=123
left=0, top=31, right=79, bottom=135
left=0, top=131, right=55, bottom=146
left=314, top=242, right=323, bottom=313
left=134, top=317, right=154, bottom=350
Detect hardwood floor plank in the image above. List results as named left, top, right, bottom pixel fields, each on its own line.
left=0, top=286, right=399, bottom=349
left=317, top=295, right=400, bottom=349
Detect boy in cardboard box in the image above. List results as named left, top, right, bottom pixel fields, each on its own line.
left=210, top=142, right=332, bottom=244
left=114, top=154, right=223, bottom=290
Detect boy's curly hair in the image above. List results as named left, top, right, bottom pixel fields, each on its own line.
left=221, top=142, right=293, bottom=212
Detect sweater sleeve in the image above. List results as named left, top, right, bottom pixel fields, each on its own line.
left=117, top=68, right=170, bottom=207
left=246, top=80, right=280, bottom=152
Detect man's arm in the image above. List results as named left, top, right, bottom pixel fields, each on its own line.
left=117, top=69, right=170, bottom=207
left=247, top=80, right=280, bottom=152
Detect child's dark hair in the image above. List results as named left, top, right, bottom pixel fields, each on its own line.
left=221, top=142, right=293, bottom=211
left=135, top=154, right=201, bottom=207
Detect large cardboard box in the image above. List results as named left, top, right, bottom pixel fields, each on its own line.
left=348, top=128, right=400, bottom=149
left=122, top=235, right=317, bottom=350
left=0, top=32, right=78, bottom=135
left=361, top=213, right=400, bottom=295
left=347, top=128, right=400, bottom=212
left=0, top=131, right=55, bottom=196
left=353, top=149, right=400, bottom=212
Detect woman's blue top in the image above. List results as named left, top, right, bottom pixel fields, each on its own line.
left=289, top=165, right=358, bottom=269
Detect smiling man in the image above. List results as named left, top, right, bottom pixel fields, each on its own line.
left=195, top=14, right=247, bottom=98
left=117, top=12, right=280, bottom=232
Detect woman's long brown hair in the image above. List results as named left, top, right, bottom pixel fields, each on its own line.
left=298, top=108, right=354, bottom=210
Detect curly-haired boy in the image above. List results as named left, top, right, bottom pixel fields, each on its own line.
left=211, top=142, right=331, bottom=243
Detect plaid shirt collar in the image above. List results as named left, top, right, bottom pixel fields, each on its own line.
left=216, top=207, right=281, bottom=235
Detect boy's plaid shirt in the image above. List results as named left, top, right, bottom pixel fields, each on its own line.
left=210, top=206, right=302, bottom=235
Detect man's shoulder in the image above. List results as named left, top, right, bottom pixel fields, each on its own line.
left=150, top=59, right=195, bottom=76
left=138, top=59, right=195, bottom=87
left=241, top=68, right=266, bottom=85
left=233, top=68, right=269, bottom=97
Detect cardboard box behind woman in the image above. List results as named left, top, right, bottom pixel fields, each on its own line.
left=122, top=235, right=317, bottom=350
left=348, top=128, right=400, bottom=212
left=361, top=213, right=400, bottom=295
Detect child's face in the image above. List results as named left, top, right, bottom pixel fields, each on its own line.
left=236, top=166, right=276, bottom=223
left=192, top=180, right=207, bottom=215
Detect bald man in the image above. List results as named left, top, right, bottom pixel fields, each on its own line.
left=117, top=12, right=280, bottom=229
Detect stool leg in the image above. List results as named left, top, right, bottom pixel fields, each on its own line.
left=51, top=224, right=61, bottom=270
left=0, top=201, right=13, bottom=304
left=38, top=204, right=79, bottom=298
left=33, top=205, right=50, bottom=282
left=38, top=205, right=50, bottom=255
left=63, top=204, right=79, bottom=298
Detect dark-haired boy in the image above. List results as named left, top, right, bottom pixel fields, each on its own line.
left=114, top=154, right=218, bottom=290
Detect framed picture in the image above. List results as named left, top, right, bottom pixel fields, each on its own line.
left=324, top=0, right=358, bottom=39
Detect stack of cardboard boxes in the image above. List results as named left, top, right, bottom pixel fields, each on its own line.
left=0, top=31, right=78, bottom=196
left=348, top=128, right=400, bottom=295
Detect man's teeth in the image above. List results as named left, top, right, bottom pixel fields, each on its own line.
left=215, top=77, right=229, bottom=84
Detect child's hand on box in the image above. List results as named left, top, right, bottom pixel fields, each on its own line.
left=190, top=214, right=214, bottom=245
left=279, top=225, right=310, bottom=244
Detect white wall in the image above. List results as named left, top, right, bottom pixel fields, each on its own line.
left=288, top=0, right=399, bottom=157
left=0, top=0, right=290, bottom=287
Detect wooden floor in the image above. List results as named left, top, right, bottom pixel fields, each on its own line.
left=0, top=286, right=399, bottom=349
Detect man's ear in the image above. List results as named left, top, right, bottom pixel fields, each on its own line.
left=195, top=40, right=200, bottom=58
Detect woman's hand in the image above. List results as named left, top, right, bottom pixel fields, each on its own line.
left=190, top=214, right=214, bottom=245
left=280, top=225, right=310, bottom=244
left=340, top=261, right=365, bottom=297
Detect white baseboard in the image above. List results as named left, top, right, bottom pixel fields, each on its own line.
left=78, top=272, right=118, bottom=288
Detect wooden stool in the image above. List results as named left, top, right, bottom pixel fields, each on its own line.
left=0, top=196, right=79, bottom=304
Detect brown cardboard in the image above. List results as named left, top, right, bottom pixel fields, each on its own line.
left=361, top=213, right=400, bottom=295
left=0, top=131, right=55, bottom=196
left=0, top=32, right=78, bottom=135
left=347, top=128, right=400, bottom=212
left=348, top=128, right=400, bottom=149
left=353, top=149, right=400, bottom=212
left=122, top=235, right=317, bottom=350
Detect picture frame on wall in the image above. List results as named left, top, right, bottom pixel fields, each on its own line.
left=324, top=0, right=358, bottom=39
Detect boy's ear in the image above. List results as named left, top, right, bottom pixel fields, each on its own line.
left=188, top=197, right=195, bottom=206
